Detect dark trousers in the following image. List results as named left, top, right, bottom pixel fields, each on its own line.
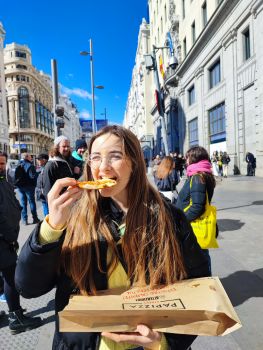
left=17, top=186, right=38, bottom=222
left=1, top=264, right=20, bottom=312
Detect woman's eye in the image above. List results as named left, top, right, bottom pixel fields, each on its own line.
left=110, top=154, right=123, bottom=161
left=91, top=156, right=101, bottom=162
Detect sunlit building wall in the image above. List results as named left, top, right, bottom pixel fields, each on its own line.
left=124, top=19, right=154, bottom=161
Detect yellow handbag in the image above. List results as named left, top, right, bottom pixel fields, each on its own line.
left=184, top=177, right=219, bottom=249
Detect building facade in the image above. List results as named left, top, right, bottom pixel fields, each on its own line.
left=126, top=0, right=263, bottom=176
left=165, top=0, right=263, bottom=176
left=124, top=19, right=154, bottom=161
left=4, top=43, right=54, bottom=157
left=58, top=94, right=81, bottom=148
left=0, top=23, right=8, bottom=153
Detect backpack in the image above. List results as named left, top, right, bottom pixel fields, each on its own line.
left=14, top=164, right=27, bottom=187
left=14, top=163, right=36, bottom=187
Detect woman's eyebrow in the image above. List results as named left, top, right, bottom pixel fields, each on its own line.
left=90, top=150, right=123, bottom=155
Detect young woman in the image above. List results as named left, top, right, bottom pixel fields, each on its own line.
left=154, top=156, right=179, bottom=202
left=16, top=126, right=210, bottom=350
left=176, top=146, right=216, bottom=272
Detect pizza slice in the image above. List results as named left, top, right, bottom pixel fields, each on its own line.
left=76, top=178, right=117, bottom=190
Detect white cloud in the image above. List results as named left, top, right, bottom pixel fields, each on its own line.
left=108, top=120, right=123, bottom=126
left=80, top=109, right=91, bottom=118
left=60, top=84, right=92, bottom=100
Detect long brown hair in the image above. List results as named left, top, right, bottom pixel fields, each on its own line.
left=61, top=125, right=187, bottom=295
left=155, top=156, right=174, bottom=179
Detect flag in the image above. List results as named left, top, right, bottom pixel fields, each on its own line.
left=166, top=32, right=174, bottom=55
left=159, top=55, right=165, bottom=79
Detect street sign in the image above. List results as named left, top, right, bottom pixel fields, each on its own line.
left=79, top=119, right=108, bottom=133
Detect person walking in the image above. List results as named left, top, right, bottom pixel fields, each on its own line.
left=211, top=151, right=219, bottom=177
left=71, top=139, right=87, bottom=179
left=16, top=125, right=210, bottom=350
left=222, top=152, right=231, bottom=178
left=35, top=153, right=49, bottom=216
left=154, top=156, right=179, bottom=203
left=14, top=153, right=40, bottom=225
left=176, top=146, right=216, bottom=273
left=246, top=152, right=256, bottom=176
left=217, top=152, right=223, bottom=177
left=0, top=152, right=42, bottom=334
left=42, top=135, right=74, bottom=205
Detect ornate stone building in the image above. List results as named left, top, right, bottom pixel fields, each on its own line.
left=0, top=22, right=8, bottom=153
left=4, top=43, right=54, bottom=157
left=124, top=19, right=154, bottom=161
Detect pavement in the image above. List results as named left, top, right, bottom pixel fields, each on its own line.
left=1, top=175, right=263, bottom=350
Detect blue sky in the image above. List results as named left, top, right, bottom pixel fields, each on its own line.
left=1, top=0, right=148, bottom=125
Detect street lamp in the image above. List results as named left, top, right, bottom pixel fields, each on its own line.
left=80, top=39, right=104, bottom=133
left=100, top=107, right=107, bottom=121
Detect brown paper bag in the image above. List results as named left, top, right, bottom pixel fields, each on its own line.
left=59, top=277, right=242, bottom=336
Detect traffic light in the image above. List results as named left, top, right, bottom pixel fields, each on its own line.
left=55, top=105, right=65, bottom=129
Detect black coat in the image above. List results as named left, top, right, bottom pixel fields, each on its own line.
left=42, top=158, right=74, bottom=200
left=15, top=199, right=210, bottom=350
left=0, top=177, right=21, bottom=269
left=154, top=169, right=179, bottom=192
left=176, top=174, right=215, bottom=222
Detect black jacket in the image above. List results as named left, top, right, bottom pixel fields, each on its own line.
left=154, top=169, right=179, bottom=192
left=0, top=176, right=21, bottom=269
left=176, top=174, right=215, bottom=222
left=15, top=198, right=210, bottom=350
left=42, top=158, right=74, bottom=200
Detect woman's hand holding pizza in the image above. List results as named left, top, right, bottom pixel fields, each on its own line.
left=47, top=177, right=82, bottom=230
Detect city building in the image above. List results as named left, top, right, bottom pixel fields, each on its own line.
left=58, top=94, right=81, bottom=147
left=124, top=18, right=154, bottom=161
left=4, top=43, right=54, bottom=157
left=165, top=0, right=263, bottom=176
left=0, top=22, right=8, bottom=153
left=126, top=0, right=263, bottom=176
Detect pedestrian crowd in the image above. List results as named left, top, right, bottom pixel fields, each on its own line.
left=0, top=125, right=257, bottom=349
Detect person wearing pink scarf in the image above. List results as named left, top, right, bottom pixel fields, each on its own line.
left=175, top=146, right=216, bottom=273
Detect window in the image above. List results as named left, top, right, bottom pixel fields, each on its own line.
left=16, top=64, right=27, bottom=70
left=161, top=17, right=163, bottom=34
left=164, top=5, right=167, bottom=22
left=16, top=134, right=32, bottom=142
left=182, top=0, right=186, bottom=19
left=191, top=21, right=196, bottom=43
left=209, top=60, right=221, bottom=89
left=188, top=85, right=195, bottom=105
left=243, top=28, right=251, bottom=61
left=209, top=103, right=226, bottom=143
left=18, top=86, right=30, bottom=128
left=202, top=1, right=207, bottom=26
left=189, top=118, right=199, bottom=146
left=35, top=101, right=41, bottom=130
left=183, top=37, right=187, bottom=57
left=15, top=51, right=27, bottom=59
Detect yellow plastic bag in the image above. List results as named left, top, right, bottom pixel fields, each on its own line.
left=190, top=200, right=218, bottom=248
left=184, top=177, right=219, bottom=249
